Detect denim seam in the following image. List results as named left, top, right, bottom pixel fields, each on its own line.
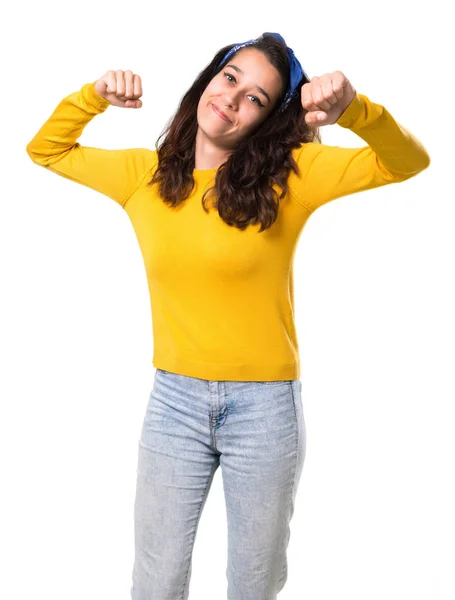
left=291, top=382, right=300, bottom=506
left=289, top=381, right=297, bottom=422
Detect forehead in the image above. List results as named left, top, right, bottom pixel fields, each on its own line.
left=224, top=47, right=283, bottom=97
left=229, top=47, right=275, bottom=74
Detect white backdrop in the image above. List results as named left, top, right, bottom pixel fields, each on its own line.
left=1, top=1, right=453, bottom=599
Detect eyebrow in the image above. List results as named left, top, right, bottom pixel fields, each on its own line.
left=224, top=64, right=271, bottom=103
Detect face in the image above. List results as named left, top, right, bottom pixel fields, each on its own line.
left=196, top=47, right=284, bottom=150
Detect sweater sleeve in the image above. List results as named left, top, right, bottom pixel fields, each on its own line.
left=287, top=92, right=431, bottom=213
left=25, top=81, right=157, bottom=208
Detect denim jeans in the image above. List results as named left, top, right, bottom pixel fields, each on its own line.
left=130, top=368, right=306, bottom=600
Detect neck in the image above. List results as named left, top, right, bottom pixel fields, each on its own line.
left=194, top=127, right=233, bottom=170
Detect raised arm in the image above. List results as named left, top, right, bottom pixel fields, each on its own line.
left=25, top=71, right=156, bottom=209
left=288, top=73, right=431, bottom=212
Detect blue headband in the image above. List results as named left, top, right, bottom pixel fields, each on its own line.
left=217, top=32, right=309, bottom=113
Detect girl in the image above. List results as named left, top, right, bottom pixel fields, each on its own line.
left=26, top=31, right=430, bottom=600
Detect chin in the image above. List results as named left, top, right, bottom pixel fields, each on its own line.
left=200, top=115, right=226, bottom=138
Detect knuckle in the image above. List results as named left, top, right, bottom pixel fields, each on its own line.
left=124, top=70, right=134, bottom=97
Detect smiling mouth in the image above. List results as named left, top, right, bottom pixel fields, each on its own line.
left=211, top=103, right=231, bottom=123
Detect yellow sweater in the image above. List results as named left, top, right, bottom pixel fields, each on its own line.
left=26, top=82, right=430, bottom=382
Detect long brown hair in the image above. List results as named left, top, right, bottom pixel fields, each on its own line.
left=148, top=34, right=321, bottom=232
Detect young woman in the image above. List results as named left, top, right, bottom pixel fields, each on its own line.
left=26, top=32, right=430, bottom=600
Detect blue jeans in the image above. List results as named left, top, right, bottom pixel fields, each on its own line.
left=130, top=368, right=306, bottom=600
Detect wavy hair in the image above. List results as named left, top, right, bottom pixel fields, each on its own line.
left=148, top=33, right=321, bottom=232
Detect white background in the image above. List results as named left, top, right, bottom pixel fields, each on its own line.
left=1, top=1, right=453, bottom=599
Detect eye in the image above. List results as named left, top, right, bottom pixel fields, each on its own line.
left=223, top=72, right=264, bottom=106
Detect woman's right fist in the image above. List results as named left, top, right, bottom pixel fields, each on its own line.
left=94, top=70, right=143, bottom=108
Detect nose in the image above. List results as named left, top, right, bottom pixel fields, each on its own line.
left=223, top=93, right=237, bottom=110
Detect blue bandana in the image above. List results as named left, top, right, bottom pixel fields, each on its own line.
left=217, top=32, right=309, bottom=113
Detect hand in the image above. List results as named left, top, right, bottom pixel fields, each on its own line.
left=301, top=71, right=356, bottom=126
left=94, top=70, right=143, bottom=108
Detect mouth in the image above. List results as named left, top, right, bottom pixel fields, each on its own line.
left=211, top=103, right=231, bottom=123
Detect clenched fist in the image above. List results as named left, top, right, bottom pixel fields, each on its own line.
left=95, top=70, right=143, bottom=108
left=301, top=71, right=356, bottom=126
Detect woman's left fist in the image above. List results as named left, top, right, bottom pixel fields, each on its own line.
left=301, top=71, right=356, bottom=126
